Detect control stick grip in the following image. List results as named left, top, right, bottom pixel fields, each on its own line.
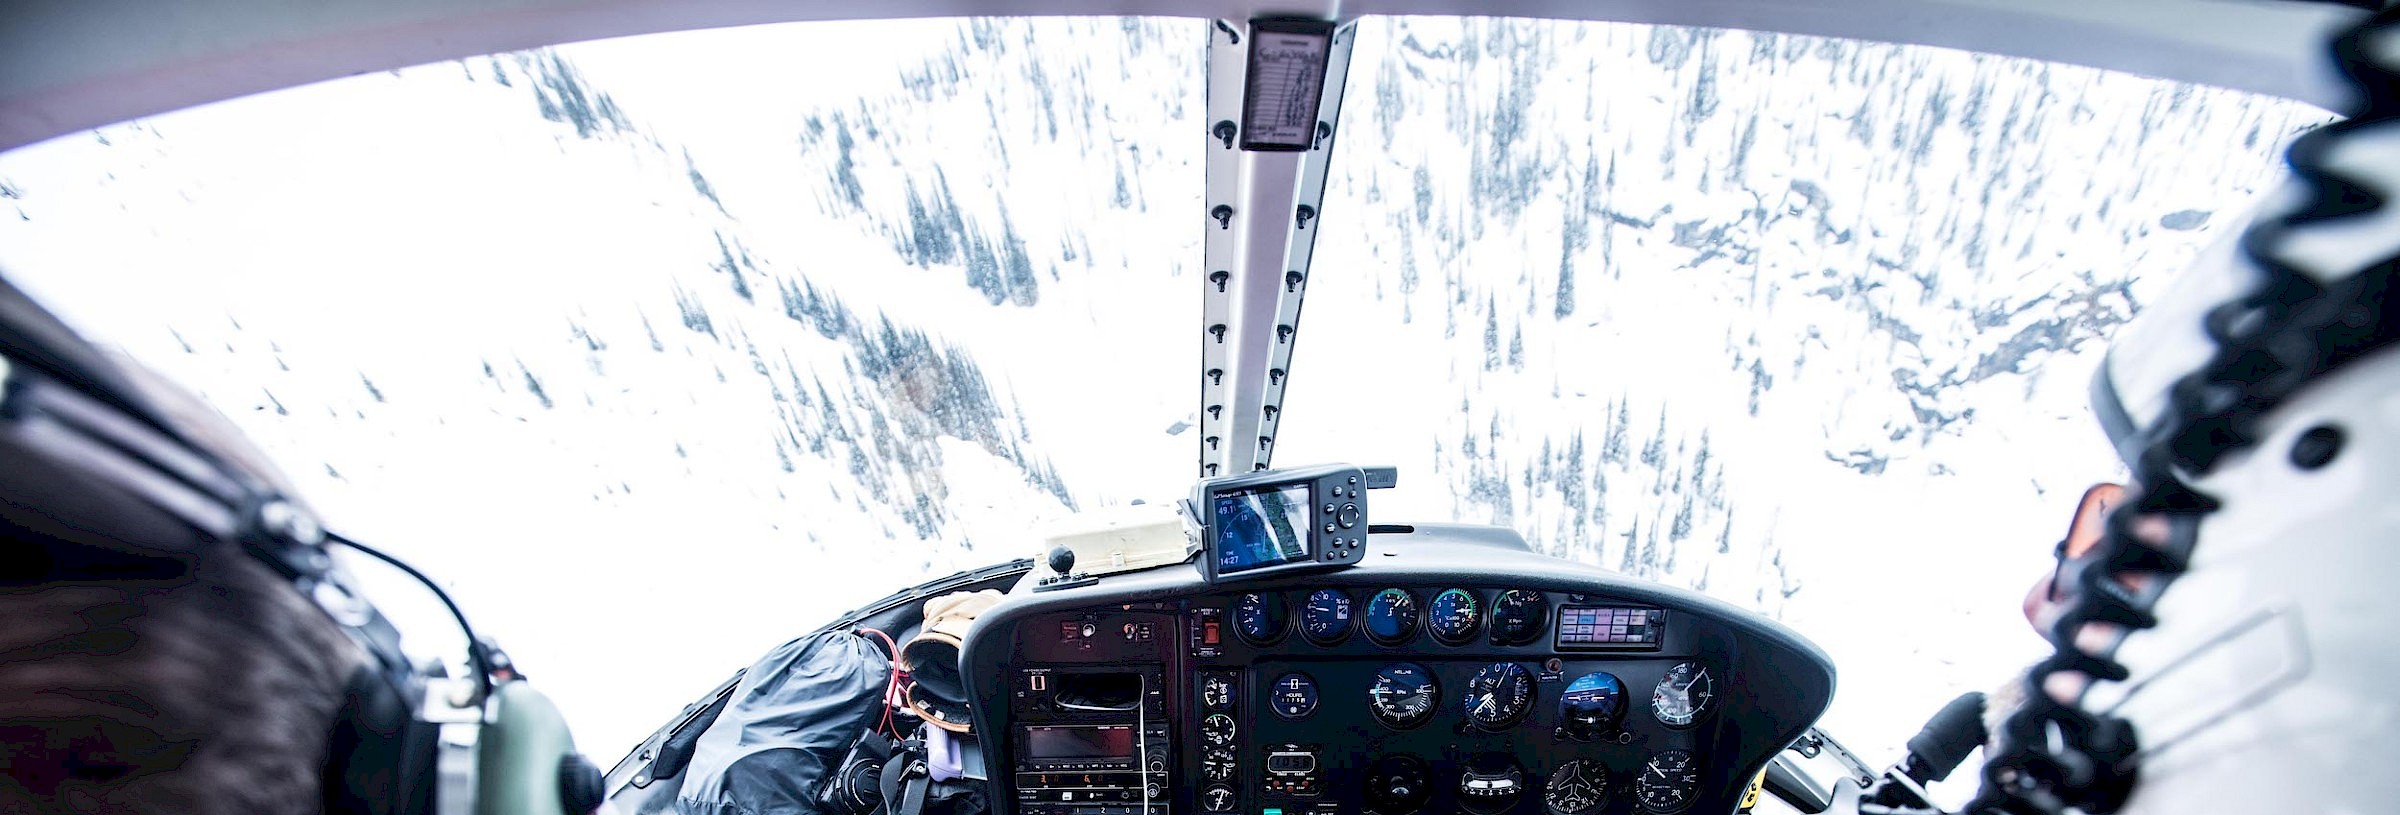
left=1901, top=691, right=1988, bottom=784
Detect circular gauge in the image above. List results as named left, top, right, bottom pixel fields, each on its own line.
left=1428, top=589, right=1482, bottom=644
left=1559, top=672, right=1628, bottom=737
left=1650, top=662, right=1717, bottom=727
left=1200, top=713, right=1237, bottom=747
left=1202, top=784, right=1237, bottom=813
left=1462, top=662, right=1536, bottom=729
left=1202, top=748, right=1236, bottom=782
left=1200, top=674, right=1234, bottom=711
left=1269, top=671, right=1320, bottom=719
left=1233, top=592, right=1288, bottom=645
left=1490, top=590, right=1549, bottom=645
left=1300, top=589, right=1354, bottom=644
left=1362, top=755, right=1433, bottom=815
left=1543, top=758, right=1611, bottom=815
left=1365, top=588, right=1421, bottom=644
left=1635, top=750, right=1700, bottom=813
left=1456, top=752, right=1527, bottom=815
left=1366, top=662, right=1441, bottom=729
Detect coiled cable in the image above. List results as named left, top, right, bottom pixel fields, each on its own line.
left=1967, top=6, right=2400, bottom=813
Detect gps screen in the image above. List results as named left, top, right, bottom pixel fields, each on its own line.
left=1213, top=483, right=1312, bottom=573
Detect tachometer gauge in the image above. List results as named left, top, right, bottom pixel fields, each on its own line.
left=1201, top=713, right=1237, bottom=746
left=1543, top=758, right=1610, bottom=815
left=1269, top=671, right=1320, bottom=719
left=1233, top=592, right=1288, bottom=645
left=1202, top=784, right=1237, bottom=812
left=1365, top=588, right=1421, bottom=644
left=1300, top=589, right=1353, bottom=644
left=1200, top=674, right=1235, bottom=711
left=1635, top=750, right=1700, bottom=813
left=1558, top=671, right=1627, bottom=738
left=1366, top=662, right=1440, bottom=729
left=1462, top=662, right=1536, bottom=729
left=1489, top=589, right=1549, bottom=645
left=1649, top=662, right=1716, bottom=728
left=1428, top=588, right=1482, bottom=644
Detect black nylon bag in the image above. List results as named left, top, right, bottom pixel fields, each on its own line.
left=675, top=631, right=891, bottom=815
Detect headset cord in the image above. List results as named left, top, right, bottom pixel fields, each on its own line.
left=331, top=533, right=497, bottom=708
left=1966, top=6, right=2400, bottom=814
left=856, top=627, right=905, bottom=738
left=1137, top=674, right=1151, bottom=815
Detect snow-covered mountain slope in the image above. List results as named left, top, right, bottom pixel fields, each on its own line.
left=1278, top=17, right=2323, bottom=790
left=0, top=15, right=2321, bottom=773
left=0, top=18, right=1202, bottom=756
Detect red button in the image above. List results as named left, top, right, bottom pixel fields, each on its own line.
left=1202, top=621, right=1221, bottom=645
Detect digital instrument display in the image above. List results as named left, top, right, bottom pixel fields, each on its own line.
left=1023, top=725, right=1136, bottom=760
left=1213, top=483, right=1313, bottom=573
left=1556, top=606, right=1663, bottom=649
left=1240, top=20, right=1335, bottom=151
left=1194, top=465, right=1388, bottom=583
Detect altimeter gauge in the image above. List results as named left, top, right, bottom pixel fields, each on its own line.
left=1463, top=662, right=1535, bottom=729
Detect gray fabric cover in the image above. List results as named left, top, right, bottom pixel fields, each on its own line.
left=676, top=631, right=890, bottom=815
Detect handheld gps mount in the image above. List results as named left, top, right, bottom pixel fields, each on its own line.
left=1185, top=464, right=1397, bottom=584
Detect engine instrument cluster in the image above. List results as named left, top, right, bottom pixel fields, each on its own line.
left=964, top=525, right=1833, bottom=815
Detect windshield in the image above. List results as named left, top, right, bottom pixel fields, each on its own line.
left=1276, top=16, right=2324, bottom=781
left=0, top=14, right=2321, bottom=772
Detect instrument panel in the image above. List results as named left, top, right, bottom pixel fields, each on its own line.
left=961, top=525, right=1834, bottom=815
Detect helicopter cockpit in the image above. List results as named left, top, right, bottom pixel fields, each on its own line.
left=3, top=3, right=2395, bottom=815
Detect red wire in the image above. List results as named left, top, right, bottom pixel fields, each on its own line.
left=858, top=627, right=905, bottom=737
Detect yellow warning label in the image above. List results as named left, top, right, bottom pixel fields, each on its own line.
left=1738, top=769, right=1765, bottom=812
